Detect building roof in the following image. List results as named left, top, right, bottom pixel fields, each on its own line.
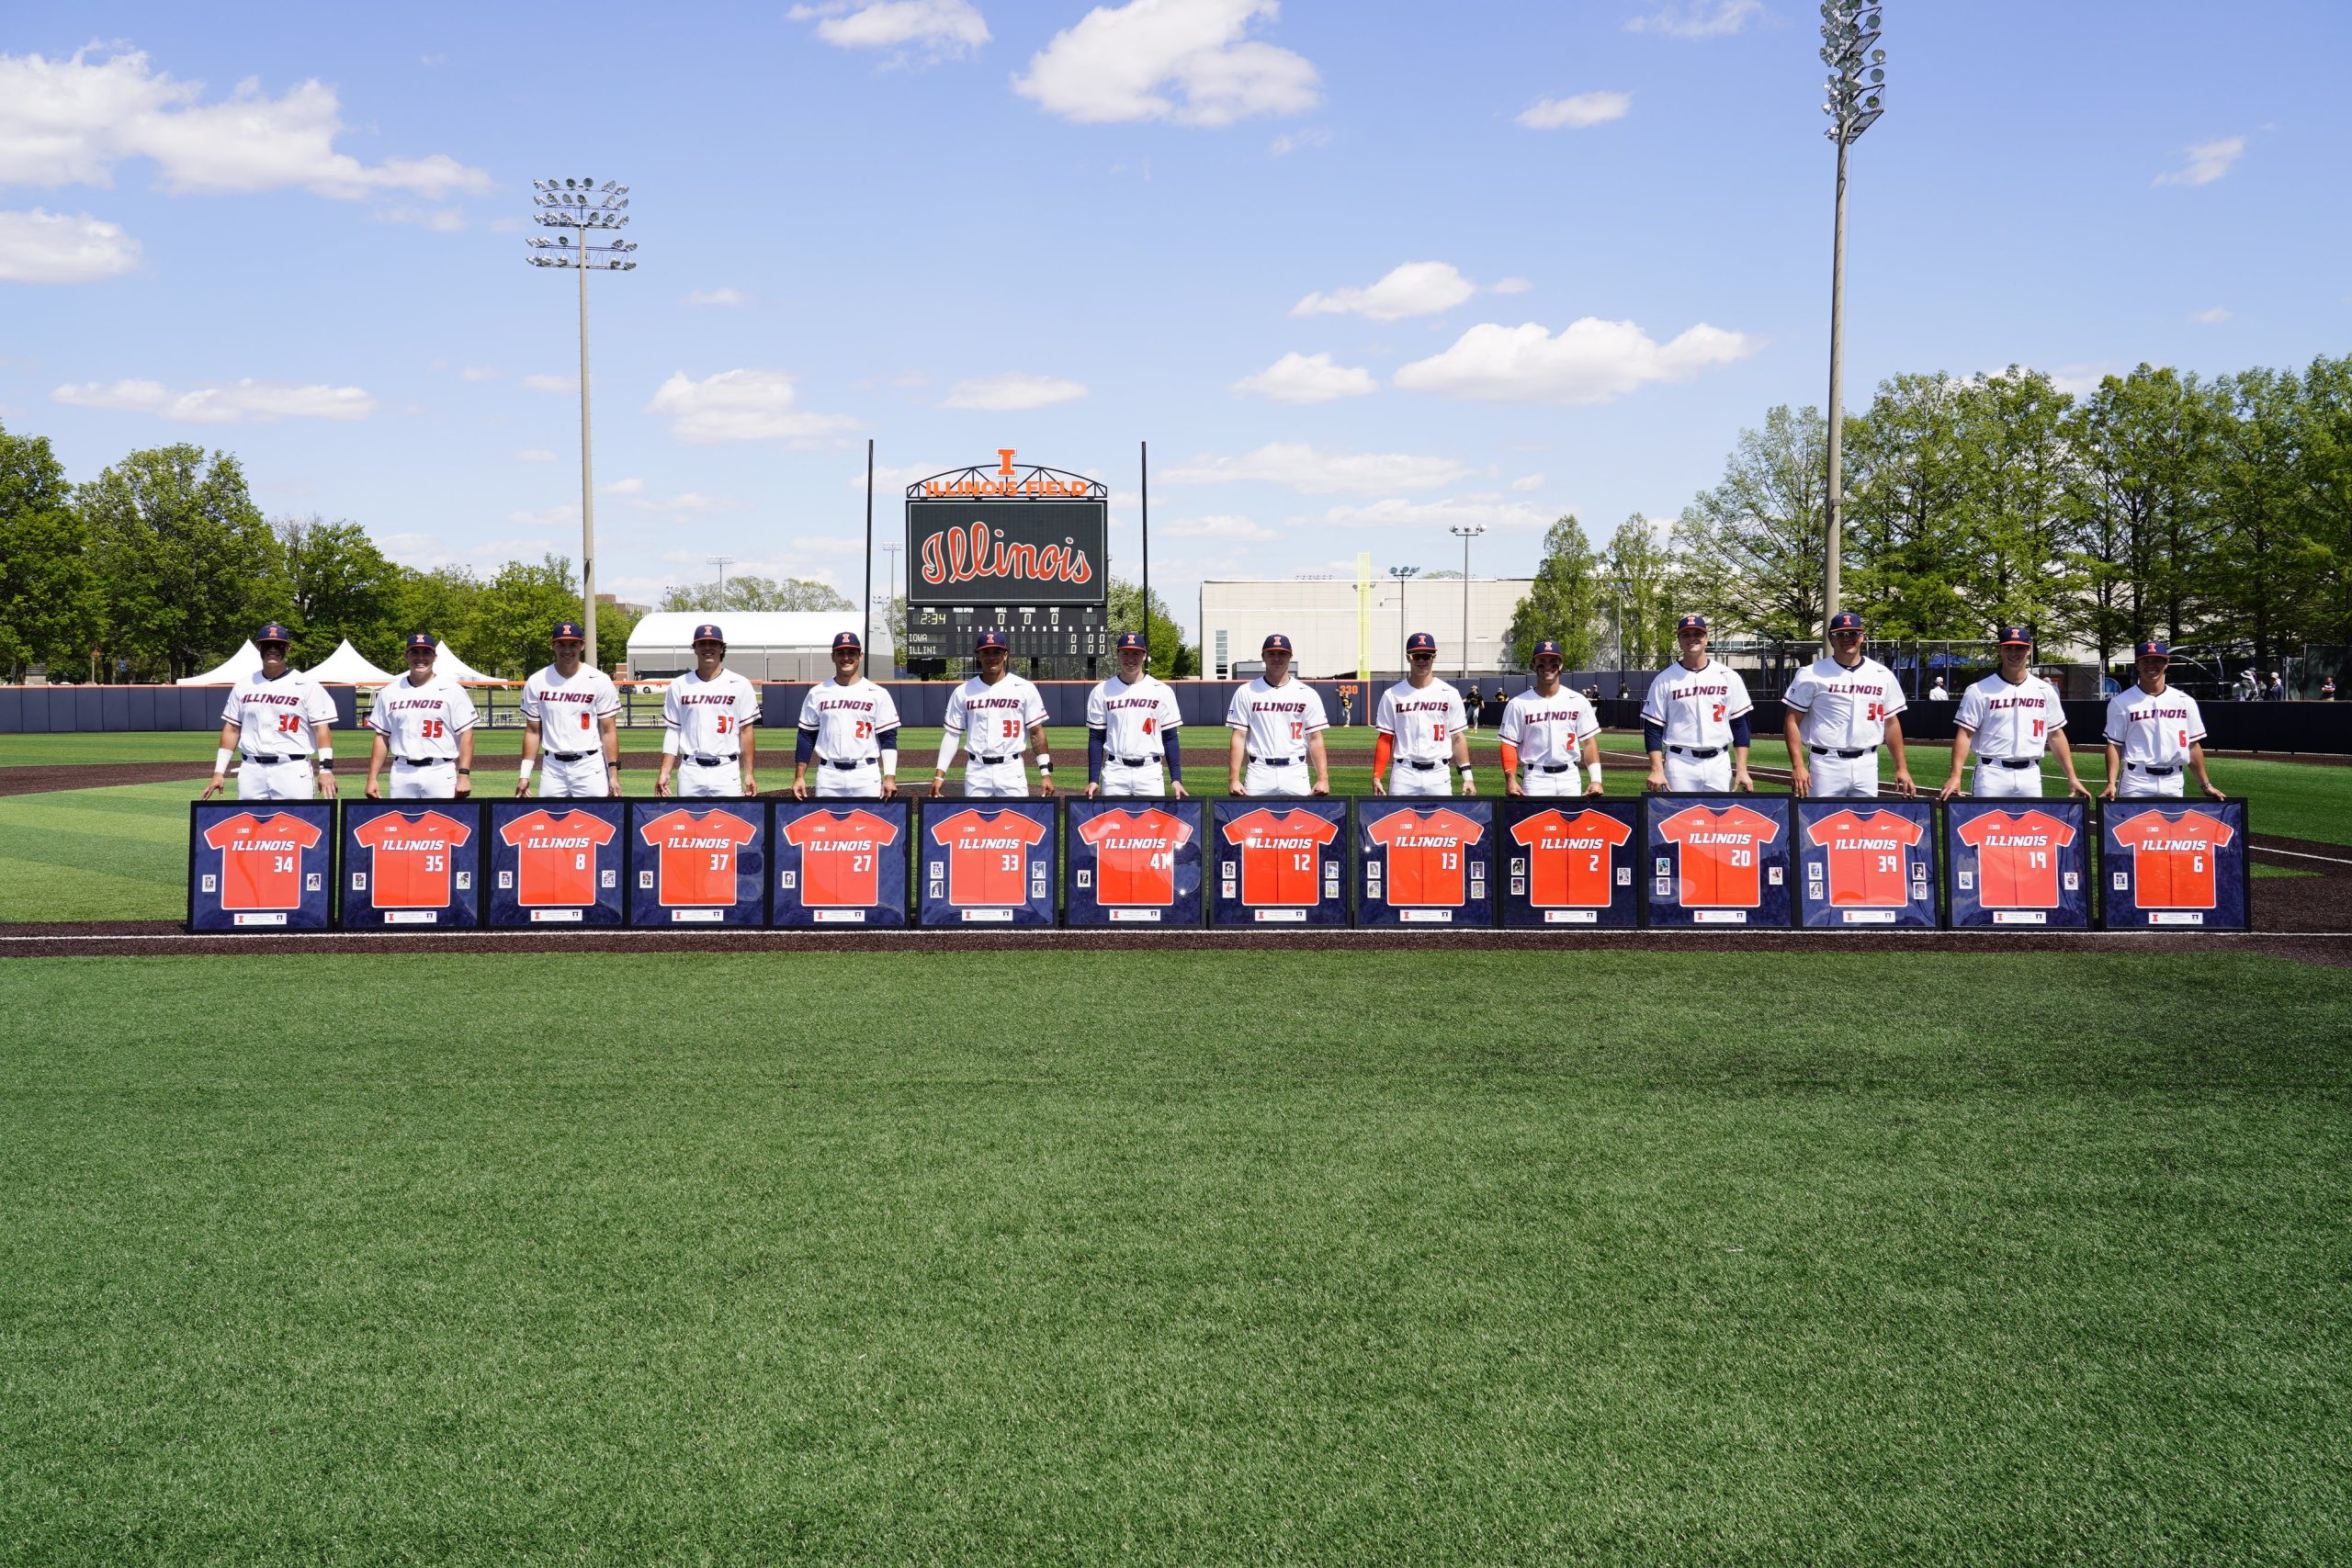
left=626, top=611, right=859, bottom=649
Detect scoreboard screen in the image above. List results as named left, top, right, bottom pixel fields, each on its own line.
left=902, top=603, right=1108, bottom=662
left=907, top=498, right=1108, bottom=609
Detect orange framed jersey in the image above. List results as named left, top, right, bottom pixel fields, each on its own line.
left=920, top=801, right=1057, bottom=926
left=628, top=801, right=767, bottom=926
left=2102, top=800, right=2249, bottom=929
left=1499, top=799, right=1641, bottom=928
left=1645, top=795, right=1793, bottom=927
left=1359, top=801, right=1493, bottom=925
left=342, top=802, right=483, bottom=928
left=1211, top=800, right=1349, bottom=926
left=774, top=800, right=909, bottom=926
left=189, top=802, right=333, bottom=931
left=1945, top=800, right=2089, bottom=928
left=1795, top=799, right=1937, bottom=928
left=1068, top=799, right=1203, bottom=926
left=488, top=800, right=625, bottom=926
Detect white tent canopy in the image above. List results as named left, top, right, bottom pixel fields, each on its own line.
left=428, top=642, right=501, bottom=683
left=305, top=639, right=398, bottom=685
left=176, top=641, right=260, bottom=685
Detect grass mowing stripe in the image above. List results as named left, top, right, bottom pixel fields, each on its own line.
left=1, top=951, right=2346, bottom=1563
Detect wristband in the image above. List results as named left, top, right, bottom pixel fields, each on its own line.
left=316, top=749, right=334, bottom=762
left=1036, top=753, right=1052, bottom=769
left=214, top=748, right=234, bottom=773
left=458, top=768, right=471, bottom=777
left=1458, top=769, right=1475, bottom=786
left=881, top=748, right=898, bottom=774
left=1587, top=761, right=1603, bottom=782
left=518, top=759, right=536, bottom=780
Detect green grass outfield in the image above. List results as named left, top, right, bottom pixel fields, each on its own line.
left=2, top=731, right=2343, bottom=923
left=2, top=950, right=2347, bottom=1564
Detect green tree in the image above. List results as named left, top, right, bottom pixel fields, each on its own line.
left=1502, top=514, right=1600, bottom=669
left=1956, top=367, right=2081, bottom=636
left=659, top=575, right=853, bottom=614
left=465, top=556, right=584, bottom=680
left=2209, top=365, right=2316, bottom=673
left=0, top=421, right=98, bottom=679
left=2062, top=367, right=2223, bottom=668
left=277, top=514, right=401, bottom=665
left=1671, top=405, right=1828, bottom=640
left=1599, top=514, right=1679, bottom=669
left=1104, top=577, right=1196, bottom=678
left=82, top=445, right=283, bottom=679
left=1842, top=373, right=1974, bottom=637
left=2295, top=353, right=2352, bottom=647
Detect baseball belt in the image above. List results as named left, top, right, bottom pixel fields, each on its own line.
left=1668, top=745, right=1721, bottom=759
left=2127, top=762, right=2179, bottom=775
left=1982, top=758, right=2037, bottom=770
left=1248, top=754, right=1303, bottom=766
left=973, top=753, right=1020, bottom=765
left=1533, top=763, right=1573, bottom=773
left=393, top=756, right=453, bottom=767
left=685, top=753, right=739, bottom=766
left=1402, top=760, right=1442, bottom=771
left=1809, top=745, right=1879, bottom=759
left=241, top=753, right=302, bottom=765
left=549, top=750, right=597, bottom=761
left=1112, top=755, right=1155, bottom=765
left=820, top=759, right=876, bottom=770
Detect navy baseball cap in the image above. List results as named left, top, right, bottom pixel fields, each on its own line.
left=1677, top=614, right=1708, bottom=633
left=692, top=623, right=725, bottom=644
left=1997, top=625, right=2033, bottom=646
left=254, top=622, right=293, bottom=645
left=1115, top=631, right=1147, bottom=652
left=1827, top=611, right=1864, bottom=634
left=1531, top=639, right=1564, bottom=660
left=1262, top=633, right=1293, bottom=653
left=976, top=629, right=1008, bottom=651
left=2136, top=638, right=2171, bottom=660
left=551, top=620, right=586, bottom=642
left=832, top=631, right=862, bottom=652
left=1406, top=632, right=1437, bottom=655
left=405, top=632, right=437, bottom=651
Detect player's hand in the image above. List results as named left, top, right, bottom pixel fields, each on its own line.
left=318, top=773, right=338, bottom=799
left=1938, top=777, right=1961, bottom=801
left=1586, top=779, right=1607, bottom=797
left=1170, top=781, right=1188, bottom=799
left=1036, top=777, right=1057, bottom=796
left=1893, top=768, right=1916, bottom=797
left=2067, top=777, right=2092, bottom=799
left=881, top=776, right=898, bottom=799
left=1506, top=776, right=1523, bottom=796
left=365, top=778, right=382, bottom=800
left=1228, top=777, right=1246, bottom=796
left=1371, top=774, right=1388, bottom=795
left=1733, top=770, right=1756, bottom=793
left=514, top=775, right=531, bottom=797
left=455, top=773, right=472, bottom=797
left=741, top=773, right=757, bottom=797
left=201, top=773, right=225, bottom=800
left=1789, top=766, right=1811, bottom=795
left=655, top=772, right=673, bottom=798
left=930, top=773, right=946, bottom=798
left=1310, top=779, right=1330, bottom=795
left=1645, top=769, right=1667, bottom=793
left=792, top=778, right=809, bottom=800
left=1084, top=782, right=1101, bottom=798
left=2202, top=780, right=2228, bottom=800
left=1459, top=775, right=1476, bottom=796
left=2099, top=782, right=2117, bottom=801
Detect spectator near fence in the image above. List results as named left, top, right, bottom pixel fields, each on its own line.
left=1928, top=677, right=1949, bottom=701
left=2324, top=676, right=2338, bottom=701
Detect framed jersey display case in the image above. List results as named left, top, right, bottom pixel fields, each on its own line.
left=1643, top=794, right=1793, bottom=928
left=1209, top=799, right=1349, bottom=926
left=627, top=800, right=767, bottom=927
left=1065, top=798, right=1203, bottom=926
left=919, top=799, right=1057, bottom=926
left=1943, top=798, right=2090, bottom=928
left=340, top=800, right=484, bottom=929
left=1356, top=799, right=1494, bottom=927
left=1793, top=798, right=1938, bottom=929
left=772, top=799, right=909, bottom=926
left=2100, top=798, right=2249, bottom=930
left=487, top=799, right=626, bottom=927
left=1497, top=798, right=1641, bottom=928
left=188, top=800, right=335, bottom=931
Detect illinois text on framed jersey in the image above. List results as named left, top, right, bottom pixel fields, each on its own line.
left=1794, top=799, right=1938, bottom=929
left=628, top=800, right=767, bottom=926
left=487, top=799, right=626, bottom=926
left=1357, top=800, right=1493, bottom=927
left=1498, top=798, right=1641, bottom=928
left=773, top=800, right=909, bottom=926
left=919, top=800, right=1057, bottom=926
left=1210, top=800, right=1349, bottom=926
left=188, top=801, right=335, bottom=931
left=1943, top=799, right=2090, bottom=928
left=2102, top=799, right=2249, bottom=930
left=1067, top=799, right=1203, bottom=926
left=341, top=801, right=484, bottom=929
left=1644, top=795, right=1793, bottom=928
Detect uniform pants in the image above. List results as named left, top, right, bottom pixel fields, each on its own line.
left=1242, top=761, right=1311, bottom=797
left=1098, top=761, right=1166, bottom=797
left=2116, top=766, right=2187, bottom=799
left=1662, top=750, right=1732, bottom=792
left=960, top=759, right=1031, bottom=798
left=1386, top=764, right=1451, bottom=796
left=238, top=759, right=317, bottom=800
left=1971, top=763, right=2045, bottom=799
left=1520, top=767, right=1584, bottom=796
left=678, top=759, right=742, bottom=797
left=390, top=761, right=458, bottom=798
left=539, top=755, right=610, bottom=797
left=814, top=764, right=882, bottom=798
left=1804, top=750, right=1880, bottom=798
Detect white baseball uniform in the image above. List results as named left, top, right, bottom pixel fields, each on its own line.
left=1088, top=672, right=1182, bottom=797
left=663, top=667, right=761, bottom=797
left=1374, top=677, right=1465, bottom=796
left=1953, top=671, right=2066, bottom=798
left=798, top=677, right=900, bottom=798
left=1227, top=677, right=1329, bottom=797
left=941, top=671, right=1047, bottom=798
left=1642, top=659, right=1752, bottom=792
left=522, top=663, right=621, bottom=797
left=1783, top=654, right=1906, bottom=797
left=221, top=668, right=338, bottom=800
left=1498, top=686, right=1600, bottom=796
left=2106, top=683, right=2207, bottom=798
left=368, top=671, right=478, bottom=798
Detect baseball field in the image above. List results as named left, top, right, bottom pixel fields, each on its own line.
left=5, top=732, right=2350, bottom=1562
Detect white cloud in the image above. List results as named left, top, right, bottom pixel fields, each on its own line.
left=0, top=208, right=138, bottom=283
left=1162, top=443, right=1472, bottom=495
left=647, top=367, right=860, bottom=446
left=845, top=460, right=936, bottom=493
left=508, top=504, right=579, bottom=528
left=1394, top=317, right=1760, bottom=404
left=1268, top=126, right=1331, bottom=155
left=1231, top=351, right=1378, bottom=403
left=790, top=1, right=990, bottom=59
left=516, top=447, right=557, bottom=462
left=0, top=48, right=491, bottom=198
left=1014, top=0, right=1320, bottom=127
left=2189, top=305, right=2233, bottom=325
left=51, top=376, right=376, bottom=423
left=458, top=365, right=499, bottom=382
left=1623, top=1, right=1763, bottom=39
left=604, top=477, right=646, bottom=495
left=787, top=534, right=867, bottom=556
left=521, top=373, right=576, bottom=392
left=375, top=205, right=464, bottom=231
left=1511, top=472, right=1545, bottom=491
left=1159, top=513, right=1274, bottom=541
left=632, top=491, right=740, bottom=514
left=1293, top=261, right=1480, bottom=322
left=1490, top=276, right=1532, bottom=294
left=2154, top=136, right=2245, bottom=188
left=1516, top=91, right=1631, bottom=130
left=2041, top=363, right=2114, bottom=399
left=684, top=286, right=745, bottom=306
left=1304, top=495, right=1555, bottom=532
left=940, top=372, right=1088, bottom=411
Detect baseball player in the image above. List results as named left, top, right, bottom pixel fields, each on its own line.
left=1086, top=630, right=1185, bottom=798
left=1939, top=626, right=2091, bottom=800
left=517, top=620, right=622, bottom=798
left=2104, top=639, right=2226, bottom=801
left=1226, top=634, right=1331, bottom=797
left=656, top=623, right=761, bottom=798
left=202, top=622, right=339, bottom=801
left=933, top=629, right=1053, bottom=798
left=792, top=631, right=900, bottom=799
left=364, top=634, right=478, bottom=799
left=1373, top=632, right=1472, bottom=796
left=1498, top=638, right=1603, bottom=796
left=1782, top=611, right=1916, bottom=797
left=1642, top=615, right=1755, bottom=793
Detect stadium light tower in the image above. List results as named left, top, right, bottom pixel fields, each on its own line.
left=526, top=177, right=639, bottom=667
left=1820, top=2, right=1886, bottom=626
left=1449, top=524, right=1486, bottom=682
left=1387, top=564, right=1419, bottom=671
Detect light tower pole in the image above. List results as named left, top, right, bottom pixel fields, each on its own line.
left=527, top=177, right=638, bottom=668
left=1449, top=524, right=1486, bottom=682
left=1386, top=565, right=1419, bottom=673
left=707, top=555, right=735, bottom=601
left=1819, top=4, right=1886, bottom=627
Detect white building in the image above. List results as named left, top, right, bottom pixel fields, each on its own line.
left=626, top=611, right=876, bottom=680
left=1198, top=577, right=1534, bottom=681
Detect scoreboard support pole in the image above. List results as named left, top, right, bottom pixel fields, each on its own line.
left=864, top=438, right=875, bottom=655
left=1141, top=439, right=1151, bottom=660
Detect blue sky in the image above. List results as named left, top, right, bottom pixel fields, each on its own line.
left=6, top=0, right=2346, bottom=643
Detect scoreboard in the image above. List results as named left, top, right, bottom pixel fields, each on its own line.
left=902, top=603, right=1109, bottom=662
left=904, top=454, right=1112, bottom=674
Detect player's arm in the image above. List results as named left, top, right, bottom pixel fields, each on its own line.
left=1227, top=726, right=1247, bottom=795
left=1643, top=719, right=1668, bottom=791
left=1306, top=729, right=1330, bottom=795
left=656, top=705, right=680, bottom=797
left=1163, top=725, right=1186, bottom=799
left=311, top=719, right=338, bottom=797
left=1085, top=726, right=1105, bottom=798
left=365, top=728, right=390, bottom=799
left=1728, top=712, right=1754, bottom=792
left=738, top=715, right=758, bottom=796
left=877, top=727, right=899, bottom=799
left=1371, top=729, right=1393, bottom=795
left=933, top=708, right=962, bottom=797
left=792, top=725, right=817, bottom=799
left=1453, top=723, right=1474, bottom=796
left=1884, top=711, right=1913, bottom=795
left=203, top=717, right=240, bottom=799
left=1581, top=729, right=1606, bottom=796
left=2189, top=740, right=2224, bottom=799
left=1499, top=738, right=1521, bottom=795
left=2046, top=728, right=2087, bottom=797
left=455, top=717, right=475, bottom=797
left=1027, top=721, right=1054, bottom=796
left=516, top=712, right=541, bottom=796
left=598, top=711, right=620, bottom=793
left=1781, top=706, right=1811, bottom=795
left=2100, top=737, right=2121, bottom=801
left=1940, top=723, right=1974, bottom=800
